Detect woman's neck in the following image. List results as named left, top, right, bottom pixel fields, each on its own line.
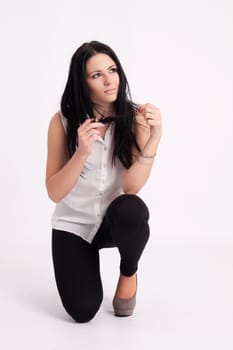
left=93, top=104, right=115, bottom=120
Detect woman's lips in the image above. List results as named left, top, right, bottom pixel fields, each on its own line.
left=104, top=88, right=117, bottom=94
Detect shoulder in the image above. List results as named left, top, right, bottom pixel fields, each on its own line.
left=46, top=112, right=69, bottom=174
left=47, top=111, right=68, bottom=155
left=48, top=111, right=63, bottom=129
left=48, top=111, right=66, bottom=136
left=46, top=112, right=69, bottom=184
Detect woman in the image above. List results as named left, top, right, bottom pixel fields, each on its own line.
left=45, top=41, right=162, bottom=323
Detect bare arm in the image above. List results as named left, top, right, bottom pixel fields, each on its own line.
left=122, top=104, right=162, bottom=194
left=45, top=113, right=102, bottom=203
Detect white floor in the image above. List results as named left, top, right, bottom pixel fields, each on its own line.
left=1, top=232, right=233, bottom=350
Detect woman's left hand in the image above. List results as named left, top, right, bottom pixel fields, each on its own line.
left=137, top=103, right=162, bottom=140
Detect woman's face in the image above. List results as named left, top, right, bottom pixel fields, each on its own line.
left=86, top=53, right=120, bottom=110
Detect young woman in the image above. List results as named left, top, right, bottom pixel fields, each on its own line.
left=45, top=41, right=162, bottom=323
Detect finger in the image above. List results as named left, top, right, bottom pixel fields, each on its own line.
left=89, top=121, right=106, bottom=129
left=145, top=114, right=160, bottom=122
left=146, top=119, right=161, bottom=127
left=78, top=119, right=92, bottom=132
left=79, top=121, right=102, bottom=134
left=145, top=111, right=153, bottom=118
left=82, top=118, right=92, bottom=126
left=84, top=121, right=104, bottom=129
left=140, top=103, right=160, bottom=114
left=86, top=126, right=102, bottom=135
left=79, top=128, right=101, bottom=140
left=138, top=103, right=150, bottom=111
left=87, top=130, right=99, bottom=136
left=137, top=104, right=143, bottom=112
left=140, top=107, right=152, bottom=116
left=84, top=123, right=104, bottom=135
left=89, top=133, right=100, bottom=143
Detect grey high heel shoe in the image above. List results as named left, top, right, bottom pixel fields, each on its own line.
left=112, top=275, right=137, bottom=317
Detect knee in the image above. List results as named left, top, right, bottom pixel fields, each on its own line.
left=107, top=194, right=150, bottom=224
left=62, top=299, right=102, bottom=323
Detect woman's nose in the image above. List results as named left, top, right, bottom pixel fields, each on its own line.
left=104, top=74, right=111, bottom=85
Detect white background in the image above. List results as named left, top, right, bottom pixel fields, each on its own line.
left=0, top=0, right=233, bottom=349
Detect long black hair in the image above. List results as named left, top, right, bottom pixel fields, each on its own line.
left=61, top=40, right=140, bottom=169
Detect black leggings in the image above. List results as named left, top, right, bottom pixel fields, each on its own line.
left=52, top=194, right=150, bottom=323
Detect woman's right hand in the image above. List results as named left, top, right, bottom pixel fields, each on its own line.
left=77, top=119, right=103, bottom=156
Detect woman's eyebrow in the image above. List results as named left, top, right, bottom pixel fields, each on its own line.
left=88, top=64, right=117, bottom=75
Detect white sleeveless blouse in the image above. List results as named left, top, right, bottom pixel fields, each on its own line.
left=51, top=112, right=124, bottom=243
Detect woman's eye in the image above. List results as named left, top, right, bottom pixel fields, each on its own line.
left=110, top=67, right=117, bottom=73
left=92, top=73, right=101, bottom=79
